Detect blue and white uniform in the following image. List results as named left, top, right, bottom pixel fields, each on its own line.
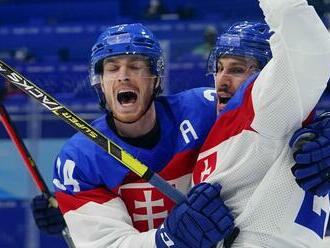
left=193, top=0, right=330, bottom=247
left=53, top=88, right=216, bottom=247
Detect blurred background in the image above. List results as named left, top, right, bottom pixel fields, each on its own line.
left=0, top=0, right=329, bottom=247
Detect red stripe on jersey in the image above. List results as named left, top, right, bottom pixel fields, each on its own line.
left=56, top=187, right=118, bottom=214
left=122, top=148, right=199, bottom=184
left=160, top=149, right=199, bottom=179
left=200, top=83, right=256, bottom=152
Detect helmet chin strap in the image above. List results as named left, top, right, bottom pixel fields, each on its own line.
left=108, top=78, right=159, bottom=125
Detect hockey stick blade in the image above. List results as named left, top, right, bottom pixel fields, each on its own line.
left=0, top=60, right=186, bottom=204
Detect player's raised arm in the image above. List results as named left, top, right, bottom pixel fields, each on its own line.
left=251, top=0, right=330, bottom=138
left=193, top=1, right=330, bottom=247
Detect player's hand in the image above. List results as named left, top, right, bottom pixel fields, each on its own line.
left=289, top=113, right=330, bottom=197
left=155, top=183, right=235, bottom=248
left=31, top=194, right=66, bottom=235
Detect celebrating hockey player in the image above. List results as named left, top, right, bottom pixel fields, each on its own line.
left=31, top=2, right=330, bottom=248
left=192, top=0, right=330, bottom=247
left=50, top=23, right=235, bottom=247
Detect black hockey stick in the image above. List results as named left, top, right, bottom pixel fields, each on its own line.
left=0, top=60, right=186, bottom=204
left=0, top=104, right=76, bottom=248
left=0, top=60, right=239, bottom=247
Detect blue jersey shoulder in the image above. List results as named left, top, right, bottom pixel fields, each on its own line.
left=157, top=87, right=217, bottom=150
left=158, top=87, right=216, bottom=112
left=53, top=88, right=217, bottom=194
left=53, top=115, right=131, bottom=194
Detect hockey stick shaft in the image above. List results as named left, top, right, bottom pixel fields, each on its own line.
left=0, top=105, right=49, bottom=194
left=0, top=104, right=76, bottom=248
left=0, top=60, right=186, bottom=204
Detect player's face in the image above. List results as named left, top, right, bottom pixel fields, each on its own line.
left=215, top=56, right=258, bottom=113
left=100, top=55, right=157, bottom=123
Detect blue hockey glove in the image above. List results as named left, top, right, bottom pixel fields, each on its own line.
left=155, top=183, right=235, bottom=248
left=31, top=194, right=66, bottom=235
left=289, top=113, right=330, bottom=197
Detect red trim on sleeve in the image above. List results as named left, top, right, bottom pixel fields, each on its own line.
left=55, top=187, right=118, bottom=214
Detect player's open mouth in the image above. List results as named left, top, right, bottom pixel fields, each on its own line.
left=117, top=90, right=138, bottom=105
left=217, top=93, right=231, bottom=112
left=218, top=95, right=231, bottom=104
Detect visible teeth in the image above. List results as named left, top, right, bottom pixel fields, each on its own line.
left=119, top=90, right=135, bottom=94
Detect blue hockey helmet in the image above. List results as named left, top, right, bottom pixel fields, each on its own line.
left=207, top=21, right=272, bottom=74
left=90, top=23, right=164, bottom=86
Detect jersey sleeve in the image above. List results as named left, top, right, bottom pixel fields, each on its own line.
left=251, top=0, right=330, bottom=138
left=53, top=142, right=157, bottom=248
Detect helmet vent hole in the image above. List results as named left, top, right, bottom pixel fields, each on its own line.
left=133, top=38, right=155, bottom=48
left=112, top=31, right=127, bottom=35
left=92, top=43, right=104, bottom=53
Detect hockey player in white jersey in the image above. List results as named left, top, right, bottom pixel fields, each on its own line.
left=32, top=4, right=330, bottom=248
left=192, top=0, right=330, bottom=247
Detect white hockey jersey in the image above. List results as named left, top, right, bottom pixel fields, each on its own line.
left=192, top=0, right=330, bottom=247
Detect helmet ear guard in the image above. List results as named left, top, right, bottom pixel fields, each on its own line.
left=207, top=21, right=273, bottom=75
left=93, top=83, right=107, bottom=110
left=153, top=76, right=163, bottom=96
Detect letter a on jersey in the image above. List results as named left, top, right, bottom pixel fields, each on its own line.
left=180, top=120, right=198, bottom=144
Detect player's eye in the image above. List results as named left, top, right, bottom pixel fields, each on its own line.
left=129, top=61, right=147, bottom=70
left=227, top=66, right=246, bottom=75
left=104, top=64, right=119, bottom=72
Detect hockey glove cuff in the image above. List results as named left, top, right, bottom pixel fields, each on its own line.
left=289, top=112, right=330, bottom=196
left=155, top=183, right=234, bottom=248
